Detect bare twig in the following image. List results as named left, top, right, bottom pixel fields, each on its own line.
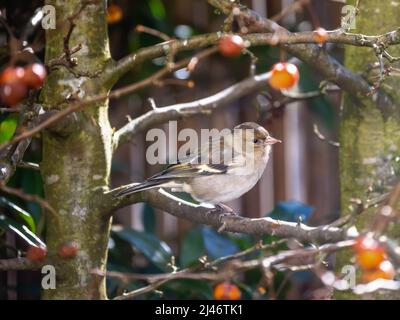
left=371, top=181, right=400, bottom=234
left=111, top=239, right=354, bottom=299
left=135, top=24, right=171, bottom=42
left=112, top=71, right=272, bottom=149
left=0, top=182, right=56, bottom=216
left=0, top=257, right=43, bottom=271
left=17, top=161, right=40, bottom=171
left=270, top=0, right=309, bottom=22
left=113, top=279, right=169, bottom=300
left=328, top=192, right=390, bottom=228
left=313, top=124, right=340, bottom=147
left=107, top=25, right=400, bottom=89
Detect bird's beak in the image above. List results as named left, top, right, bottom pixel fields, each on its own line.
left=265, top=136, right=282, bottom=145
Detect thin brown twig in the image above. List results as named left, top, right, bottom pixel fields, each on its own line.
left=204, top=239, right=288, bottom=269
left=313, top=124, right=340, bottom=147
left=328, top=192, right=390, bottom=228
left=0, top=257, right=43, bottom=271
left=113, top=279, right=169, bottom=300
left=97, top=239, right=286, bottom=284
left=17, top=161, right=40, bottom=171
left=135, top=24, right=171, bottom=42
left=270, top=0, right=309, bottom=22
left=112, top=239, right=354, bottom=300
left=0, top=182, right=56, bottom=216
left=371, top=181, right=400, bottom=234
left=0, top=107, right=21, bottom=113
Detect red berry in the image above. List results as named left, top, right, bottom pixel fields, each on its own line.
left=219, top=35, right=245, bottom=57
left=268, top=62, right=300, bottom=90
left=313, top=27, right=328, bottom=44
left=0, top=66, right=25, bottom=84
left=26, top=245, right=47, bottom=262
left=57, top=242, right=78, bottom=259
left=23, top=63, right=47, bottom=89
left=354, top=235, right=386, bottom=270
left=0, top=82, right=28, bottom=107
left=213, top=282, right=242, bottom=300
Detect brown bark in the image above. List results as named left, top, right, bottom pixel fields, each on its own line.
left=41, top=0, right=113, bottom=299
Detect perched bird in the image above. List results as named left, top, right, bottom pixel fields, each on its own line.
left=116, top=122, right=281, bottom=208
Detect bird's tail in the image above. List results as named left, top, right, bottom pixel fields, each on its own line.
left=114, top=181, right=165, bottom=197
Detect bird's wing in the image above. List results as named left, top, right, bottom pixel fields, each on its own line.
left=115, top=131, right=241, bottom=197
left=146, top=134, right=231, bottom=181
left=177, top=131, right=241, bottom=168
left=147, top=162, right=228, bottom=181
left=114, top=161, right=228, bottom=197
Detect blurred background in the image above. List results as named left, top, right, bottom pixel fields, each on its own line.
left=1, top=0, right=344, bottom=299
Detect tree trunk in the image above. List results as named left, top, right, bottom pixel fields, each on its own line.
left=337, top=0, right=400, bottom=299
left=40, top=0, right=113, bottom=299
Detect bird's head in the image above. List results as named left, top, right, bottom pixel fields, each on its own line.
left=234, top=122, right=281, bottom=155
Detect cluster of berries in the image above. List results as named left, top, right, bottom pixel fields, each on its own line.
left=26, top=242, right=78, bottom=262
left=0, top=63, right=47, bottom=107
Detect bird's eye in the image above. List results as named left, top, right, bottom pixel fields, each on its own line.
left=253, top=138, right=260, bottom=144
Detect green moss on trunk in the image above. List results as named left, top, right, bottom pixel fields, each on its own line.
left=41, top=0, right=113, bottom=299
left=337, top=0, right=400, bottom=299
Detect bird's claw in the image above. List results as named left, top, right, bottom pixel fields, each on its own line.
left=214, top=203, right=237, bottom=216
left=204, top=203, right=237, bottom=232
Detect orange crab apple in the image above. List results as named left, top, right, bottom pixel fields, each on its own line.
left=23, top=63, right=47, bottom=89
left=268, top=62, right=299, bottom=90
left=0, top=66, right=25, bottom=84
left=0, top=82, right=28, bottom=107
left=354, top=235, right=386, bottom=270
left=219, top=35, right=245, bottom=57
left=26, top=245, right=47, bottom=262
left=57, top=242, right=78, bottom=259
left=213, top=282, right=242, bottom=300
left=107, top=4, right=123, bottom=24
left=361, top=260, right=396, bottom=283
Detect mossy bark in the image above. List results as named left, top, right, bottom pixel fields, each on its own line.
left=40, top=0, right=113, bottom=299
left=337, top=0, right=400, bottom=299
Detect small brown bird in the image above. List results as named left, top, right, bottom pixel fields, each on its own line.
left=116, top=122, right=281, bottom=207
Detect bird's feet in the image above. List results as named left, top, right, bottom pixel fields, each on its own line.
left=213, top=203, right=238, bottom=233
left=214, top=203, right=237, bottom=216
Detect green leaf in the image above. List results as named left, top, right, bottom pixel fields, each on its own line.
left=162, top=279, right=213, bottom=299
left=0, top=197, right=36, bottom=233
left=112, top=226, right=173, bottom=272
left=180, top=227, right=205, bottom=267
left=20, top=169, right=44, bottom=221
left=0, top=114, right=18, bottom=144
left=268, top=201, right=313, bottom=223
left=0, top=214, right=45, bottom=247
left=202, top=227, right=239, bottom=259
left=148, top=0, right=166, bottom=19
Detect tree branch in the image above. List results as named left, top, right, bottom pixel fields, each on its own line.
left=112, top=71, right=271, bottom=149
left=105, top=23, right=400, bottom=89
left=103, top=187, right=346, bottom=244
left=0, top=257, right=43, bottom=271
left=111, top=239, right=354, bottom=300
left=207, top=0, right=373, bottom=95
